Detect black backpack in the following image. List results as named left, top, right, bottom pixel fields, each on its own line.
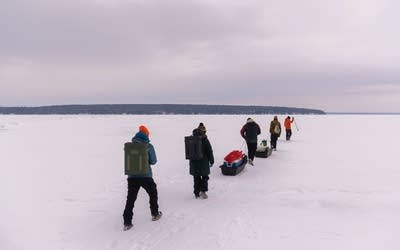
left=185, top=129, right=203, bottom=160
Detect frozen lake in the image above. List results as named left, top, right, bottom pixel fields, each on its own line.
left=1, top=114, right=399, bottom=250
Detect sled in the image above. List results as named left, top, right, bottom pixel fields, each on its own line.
left=255, top=147, right=272, bottom=158
left=255, top=140, right=272, bottom=158
left=220, top=150, right=247, bottom=176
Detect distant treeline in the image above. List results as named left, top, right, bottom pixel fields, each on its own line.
left=0, top=104, right=325, bottom=115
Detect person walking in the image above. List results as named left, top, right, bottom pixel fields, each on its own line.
left=269, top=116, right=281, bottom=150
left=240, top=118, right=261, bottom=166
left=123, top=125, right=162, bottom=231
left=189, top=124, right=214, bottom=199
left=284, top=116, right=294, bottom=140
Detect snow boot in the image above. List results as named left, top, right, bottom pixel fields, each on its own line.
left=200, top=191, right=208, bottom=199
left=152, top=211, right=163, bottom=221
left=123, top=224, right=133, bottom=231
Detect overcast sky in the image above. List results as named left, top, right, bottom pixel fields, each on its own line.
left=1, top=0, right=400, bottom=112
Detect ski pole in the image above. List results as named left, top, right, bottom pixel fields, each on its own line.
left=240, top=140, right=245, bottom=150
left=294, top=120, right=299, bottom=131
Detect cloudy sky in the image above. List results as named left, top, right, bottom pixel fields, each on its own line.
left=1, top=0, right=400, bottom=112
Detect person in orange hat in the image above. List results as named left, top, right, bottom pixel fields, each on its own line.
left=123, top=125, right=162, bottom=231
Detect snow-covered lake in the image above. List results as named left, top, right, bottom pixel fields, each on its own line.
left=1, top=114, right=399, bottom=250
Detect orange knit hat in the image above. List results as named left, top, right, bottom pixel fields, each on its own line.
left=139, top=125, right=150, bottom=136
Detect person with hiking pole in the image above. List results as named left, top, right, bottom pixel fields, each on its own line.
left=122, top=125, right=162, bottom=231
left=240, top=118, right=261, bottom=166
left=284, top=116, right=295, bottom=141
left=269, top=116, right=282, bottom=151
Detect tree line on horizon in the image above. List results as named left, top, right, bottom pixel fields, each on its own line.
left=0, top=104, right=325, bottom=115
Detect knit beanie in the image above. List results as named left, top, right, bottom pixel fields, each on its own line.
left=139, top=125, right=150, bottom=136
left=198, top=122, right=206, bottom=132
left=246, top=118, right=254, bottom=123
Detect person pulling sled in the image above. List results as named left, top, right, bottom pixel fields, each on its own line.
left=240, top=118, right=261, bottom=166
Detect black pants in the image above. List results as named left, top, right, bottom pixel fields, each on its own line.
left=270, top=134, right=279, bottom=149
left=246, top=142, right=257, bottom=161
left=123, top=177, right=159, bottom=225
left=286, top=129, right=292, bottom=140
left=193, top=175, right=209, bottom=196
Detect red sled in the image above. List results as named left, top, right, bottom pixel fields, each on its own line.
left=219, top=150, right=247, bottom=176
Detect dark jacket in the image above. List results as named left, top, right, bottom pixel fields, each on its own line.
left=189, top=129, right=214, bottom=176
left=240, top=122, right=261, bottom=143
left=128, top=131, right=157, bottom=178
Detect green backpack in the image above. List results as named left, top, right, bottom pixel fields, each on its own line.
left=124, top=142, right=150, bottom=175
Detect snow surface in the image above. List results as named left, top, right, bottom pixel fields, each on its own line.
left=1, top=114, right=400, bottom=250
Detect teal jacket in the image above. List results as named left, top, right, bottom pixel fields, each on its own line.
left=128, top=132, right=157, bottom=178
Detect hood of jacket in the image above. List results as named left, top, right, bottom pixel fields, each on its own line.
left=132, top=131, right=150, bottom=143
